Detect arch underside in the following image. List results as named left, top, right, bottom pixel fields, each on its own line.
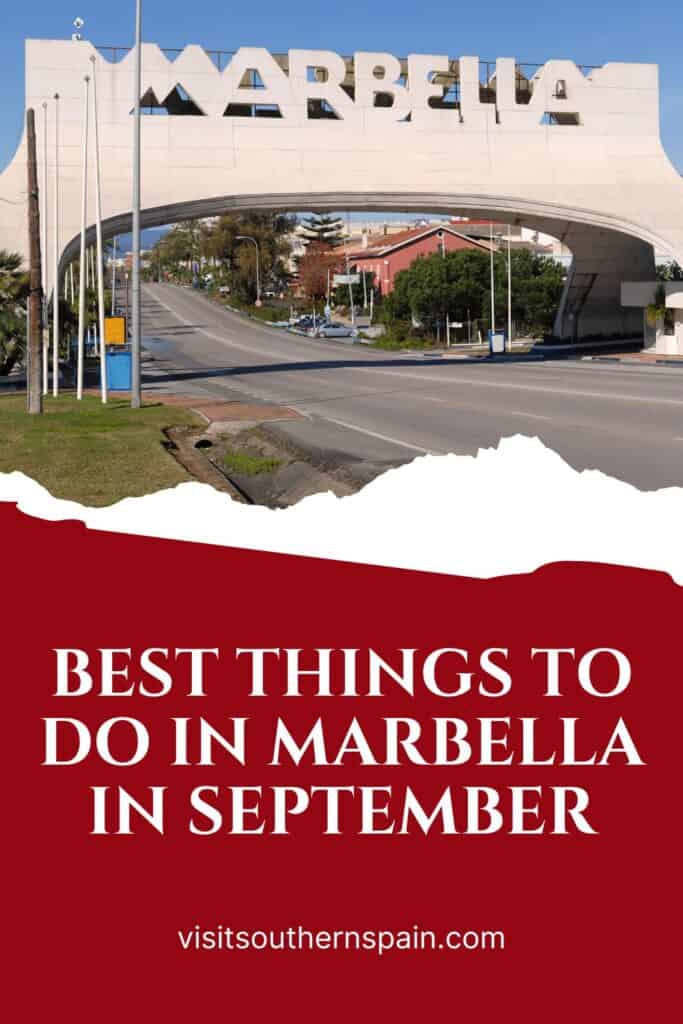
left=61, top=191, right=658, bottom=341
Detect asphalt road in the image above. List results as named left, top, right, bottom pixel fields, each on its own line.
left=139, top=283, right=683, bottom=490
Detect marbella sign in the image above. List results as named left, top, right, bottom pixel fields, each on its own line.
left=182, top=48, right=587, bottom=128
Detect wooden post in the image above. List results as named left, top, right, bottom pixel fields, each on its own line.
left=26, top=108, right=43, bottom=415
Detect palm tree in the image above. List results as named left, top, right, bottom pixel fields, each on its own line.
left=646, top=283, right=667, bottom=328
left=0, top=249, right=29, bottom=376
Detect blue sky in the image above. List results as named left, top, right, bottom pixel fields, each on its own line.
left=1, top=0, right=681, bottom=172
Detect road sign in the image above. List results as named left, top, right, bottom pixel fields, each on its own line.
left=104, top=316, right=127, bottom=345
left=333, top=274, right=360, bottom=286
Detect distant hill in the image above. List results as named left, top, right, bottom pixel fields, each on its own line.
left=114, top=228, right=169, bottom=254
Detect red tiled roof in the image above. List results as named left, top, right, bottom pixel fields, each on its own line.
left=346, top=224, right=493, bottom=259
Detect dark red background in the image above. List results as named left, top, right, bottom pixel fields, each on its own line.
left=3, top=503, right=680, bottom=1020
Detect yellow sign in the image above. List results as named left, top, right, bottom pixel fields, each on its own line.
left=104, top=316, right=127, bottom=346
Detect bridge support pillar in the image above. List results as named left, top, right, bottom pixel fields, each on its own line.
left=554, top=227, right=655, bottom=342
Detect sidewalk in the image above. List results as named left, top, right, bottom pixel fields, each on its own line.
left=582, top=351, right=683, bottom=367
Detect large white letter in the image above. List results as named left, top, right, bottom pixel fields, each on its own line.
left=54, top=649, right=92, bottom=696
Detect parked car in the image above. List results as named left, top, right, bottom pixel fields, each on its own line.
left=291, top=315, right=325, bottom=332
left=315, top=322, right=356, bottom=339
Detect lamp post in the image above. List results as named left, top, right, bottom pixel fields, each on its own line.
left=235, top=235, right=261, bottom=305
left=131, top=0, right=142, bottom=407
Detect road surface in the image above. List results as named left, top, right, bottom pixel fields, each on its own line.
left=139, top=283, right=683, bottom=490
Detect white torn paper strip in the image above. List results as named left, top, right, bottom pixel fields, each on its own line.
left=1, top=436, right=681, bottom=583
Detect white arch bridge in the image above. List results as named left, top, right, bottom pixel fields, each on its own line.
left=1, top=39, right=682, bottom=342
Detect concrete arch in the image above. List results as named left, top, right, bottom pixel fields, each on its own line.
left=1, top=39, right=682, bottom=341
left=59, top=191, right=660, bottom=340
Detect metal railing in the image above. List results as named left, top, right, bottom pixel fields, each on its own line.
left=96, top=46, right=601, bottom=109
left=96, top=46, right=236, bottom=70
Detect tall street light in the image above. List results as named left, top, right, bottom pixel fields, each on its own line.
left=235, top=235, right=261, bottom=305
left=131, top=0, right=142, bottom=407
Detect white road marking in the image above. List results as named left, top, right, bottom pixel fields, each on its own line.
left=321, top=415, right=439, bottom=455
left=508, top=410, right=553, bottom=421
left=353, top=366, right=683, bottom=406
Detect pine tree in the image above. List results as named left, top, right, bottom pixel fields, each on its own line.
left=299, top=213, right=344, bottom=249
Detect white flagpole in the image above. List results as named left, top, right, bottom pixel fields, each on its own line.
left=52, top=93, right=61, bottom=396
left=507, top=225, right=512, bottom=352
left=90, top=55, right=108, bottom=402
left=131, top=0, right=143, bottom=408
left=489, top=222, right=496, bottom=335
left=77, top=75, right=90, bottom=401
left=42, top=101, right=48, bottom=394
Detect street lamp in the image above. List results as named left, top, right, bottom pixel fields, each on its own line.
left=235, top=235, right=261, bottom=306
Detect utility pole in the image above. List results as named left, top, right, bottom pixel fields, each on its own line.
left=26, top=109, right=43, bottom=415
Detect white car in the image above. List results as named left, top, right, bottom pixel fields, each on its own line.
left=316, top=322, right=356, bottom=338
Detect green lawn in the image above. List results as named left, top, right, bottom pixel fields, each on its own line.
left=0, top=394, right=202, bottom=506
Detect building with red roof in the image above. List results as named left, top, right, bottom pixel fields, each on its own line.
left=346, top=224, right=494, bottom=295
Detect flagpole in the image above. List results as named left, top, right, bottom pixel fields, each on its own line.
left=131, top=0, right=143, bottom=408
left=52, top=93, right=61, bottom=396
left=77, top=75, right=90, bottom=400
left=42, top=101, right=48, bottom=395
left=90, top=56, right=108, bottom=402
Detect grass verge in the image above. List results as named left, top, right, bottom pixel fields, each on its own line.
left=0, top=394, right=202, bottom=506
left=368, top=335, right=439, bottom=351
left=223, top=449, right=283, bottom=476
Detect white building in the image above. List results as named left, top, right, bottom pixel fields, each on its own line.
left=621, top=281, right=683, bottom=354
